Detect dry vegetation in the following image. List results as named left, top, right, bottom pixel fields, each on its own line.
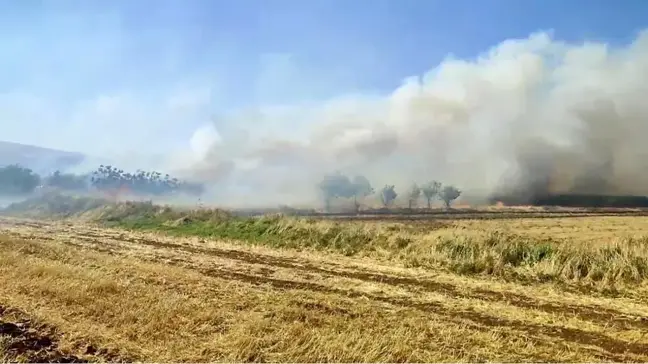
left=2, top=195, right=648, bottom=362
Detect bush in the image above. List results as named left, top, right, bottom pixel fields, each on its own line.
left=0, top=164, right=41, bottom=195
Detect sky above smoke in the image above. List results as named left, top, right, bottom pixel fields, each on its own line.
left=2, top=0, right=648, bottom=207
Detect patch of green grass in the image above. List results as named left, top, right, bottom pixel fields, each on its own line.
left=115, top=213, right=394, bottom=256
left=411, top=231, right=648, bottom=286
left=432, top=231, right=556, bottom=274
left=550, top=239, right=648, bottom=284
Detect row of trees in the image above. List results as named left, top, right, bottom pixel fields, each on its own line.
left=0, top=164, right=460, bottom=211
left=405, top=181, right=462, bottom=208
left=0, top=164, right=204, bottom=197
left=89, top=165, right=204, bottom=196
left=318, top=172, right=462, bottom=212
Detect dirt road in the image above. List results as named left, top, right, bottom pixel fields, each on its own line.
left=1, top=216, right=648, bottom=361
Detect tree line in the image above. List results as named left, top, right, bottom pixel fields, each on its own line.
left=318, top=172, right=462, bottom=212
left=0, top=164, right=204, bottom=197
left=0, top=164, right=462, bottom=210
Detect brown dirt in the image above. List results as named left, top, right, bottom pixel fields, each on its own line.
left=0, top=306, right=87, bottom=363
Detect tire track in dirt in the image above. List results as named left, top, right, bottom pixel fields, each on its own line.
left=10, top=237, right=646, bottom=361
left=168, top=260, right=648, bottom=361
left=70, top=230, right=648, bottom=332
left=7, top=224, right=648, bottom=332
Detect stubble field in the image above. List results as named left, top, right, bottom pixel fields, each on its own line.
left=1, top=197, right=648, bottom=362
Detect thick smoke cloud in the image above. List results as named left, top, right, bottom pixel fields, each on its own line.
left=169, top=30, right=648, bottom=207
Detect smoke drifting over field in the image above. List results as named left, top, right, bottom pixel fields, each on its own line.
left=173, top=30, right=648, bottom=207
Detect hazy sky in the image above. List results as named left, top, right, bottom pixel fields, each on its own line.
left=2, top=0, right=646, bottom=159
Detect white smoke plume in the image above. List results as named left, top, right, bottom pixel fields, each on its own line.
left=169, top=30, right=648, bottom=207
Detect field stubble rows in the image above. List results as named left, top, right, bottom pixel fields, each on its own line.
left=2, top=215, right=648, bottom=361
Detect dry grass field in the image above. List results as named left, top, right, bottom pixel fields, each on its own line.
left=2, top=196, right=648, bottom=362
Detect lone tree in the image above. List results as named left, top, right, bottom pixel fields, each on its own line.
left=351, top=175, right=374, bottom=213
left=318, top=172, right=354, bottom=212
left=380, top=185, right=398, bottom=207
left=407, top=183, right=421, bottom=209
left=318, top=173, right=374, bottom=212
left=440, top=185, right=461, bottom=208
left=421, top=180, right=441, bottom=208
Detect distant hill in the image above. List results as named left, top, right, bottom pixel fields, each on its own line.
left=0, top=141, right=86, bottom=175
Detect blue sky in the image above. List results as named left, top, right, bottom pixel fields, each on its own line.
left=1, top=0, right=647, bottom=158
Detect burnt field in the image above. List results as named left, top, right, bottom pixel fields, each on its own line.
left=232, top=206, right=648, bottom=221
left=228, top=193, right=648, bottom=221
left=298, top=209, right=648, bottom=220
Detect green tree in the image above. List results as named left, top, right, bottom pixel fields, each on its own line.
left=407, top=183, right=421, bottom=209
left=351, top=175, right=374, bottom=212
left=318, top=172, right=354, bottom=212
left=380, top=185, right=398, bottom=207
left=440, top=185, right=461, bottom=208
left=421, top=180, right=442, bottom=208
left=0, top=164, right=41, bottom=195
left=45, top=170, right=88, bottom=191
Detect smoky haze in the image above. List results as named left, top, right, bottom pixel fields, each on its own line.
left=162, top=30, right=648, bottom=208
